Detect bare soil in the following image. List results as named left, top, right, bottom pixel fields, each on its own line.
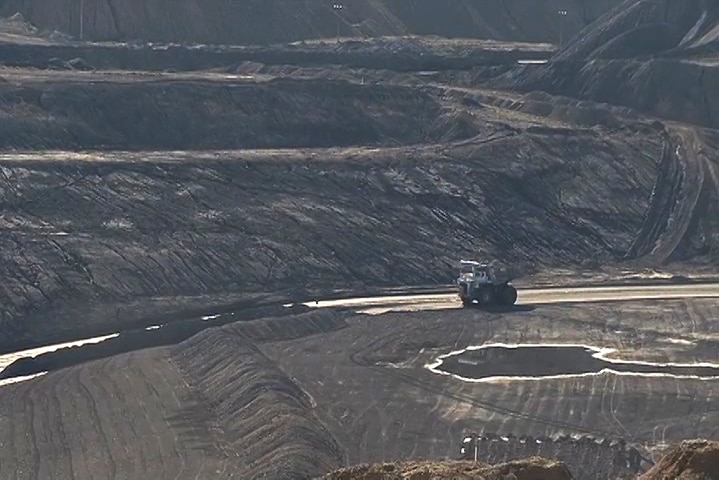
left=0, top=75, right=451, bottom=150
left=0, top=0, right=716, bottom=376
left=317, top=458, right=572, bottom=480
left=2, top=299, right=719, bottom=479
left=0, top=124, right=671, bottom=351
left=4, top=75, right=719, bottom=351
left=0, top=1, right=718, bottom=479
left=2, top=14, right=718, bottom=352
left=0, top=1, right=621, bottom=45
left=484, top=1, right=719, bottom=130
left=639, top=439, right=719, bottom=480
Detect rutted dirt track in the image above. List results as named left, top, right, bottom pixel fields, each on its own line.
left=627, top=125, right=719, bottom=266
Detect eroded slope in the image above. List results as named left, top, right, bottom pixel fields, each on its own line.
left=0, top=125, right=663, bottom=351
left=492, top=0, right=719, bottom=130
left=554, top=0, right=719, bottom=61
left=0, top=310, right=349, bottom=479
left=0, top=0, right=620, bottom=45
left=0, top=77, right=454, bottom=150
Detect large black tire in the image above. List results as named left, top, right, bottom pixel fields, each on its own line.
left=459, top=283, right=472, bottom=307
left=500, top=284, right=518, bottom=305
left=477, top=286, right=495, bottom=306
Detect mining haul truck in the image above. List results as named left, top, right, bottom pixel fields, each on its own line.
left=456, top=259, right=518, bottom=307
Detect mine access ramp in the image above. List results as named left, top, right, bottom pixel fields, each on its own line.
left=455, top=259, right=518, bottom=307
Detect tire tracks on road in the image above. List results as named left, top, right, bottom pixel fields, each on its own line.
left=625, top=126, right=704, bottom=264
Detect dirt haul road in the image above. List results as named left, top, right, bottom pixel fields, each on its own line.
left=3, top=281, right=719, bottom=381
left=304, top=282, right=719, bottom=314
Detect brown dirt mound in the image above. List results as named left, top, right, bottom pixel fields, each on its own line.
left=639, top=440, right=719, bottom=480
left=318, top=457, right=572, bottom=480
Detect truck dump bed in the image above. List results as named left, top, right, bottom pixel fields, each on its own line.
left=486, top=260, right=518, bottom=285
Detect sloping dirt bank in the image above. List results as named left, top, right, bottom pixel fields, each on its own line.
left=2, top=299, right=718, bottom=479
left=0, top=126, right=664, bottom=352
left=0, top=76, right=458, bottom=150
left=168, top=311, right=348, bottom=479
left=552, top=0, right=719, bottom=62
left=0, top=310, right=350, bottom=479
left=0, top=0, right=621, bottom=45
left=490, top=59, right=719, bottom=131
left=487, top=0, right=719, bottom=130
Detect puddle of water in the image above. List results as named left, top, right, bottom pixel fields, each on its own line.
left=0, top=333, right=119, bottom=378
left=0, top=307, right=252, bottom=384
left=426, top=343, right=719, bottom=382
left=0, top=371, right=48, bottom=387
left=223, top=74, right=254, bottom=80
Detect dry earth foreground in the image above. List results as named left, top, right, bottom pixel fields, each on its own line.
left=318, top=458, right=573, bottom=480
left=319, top=440, right=719, bottom=479
left=0, top=0, right=719, bottom=479
left=3, top=305, right=719, bottom=479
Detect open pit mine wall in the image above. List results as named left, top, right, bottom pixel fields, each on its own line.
left=496, top=58, right=719, bottom=131
left=0, top=0, right=621, bottom=45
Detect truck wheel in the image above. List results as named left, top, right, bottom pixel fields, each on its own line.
left=501, top=285, right=518, bottom=305
left=478, top=287, right=495, bottom=306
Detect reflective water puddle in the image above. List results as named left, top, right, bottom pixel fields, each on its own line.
left=0, top=334, right=119, bottom=387
left=426, top=343, right=719, bottom=382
